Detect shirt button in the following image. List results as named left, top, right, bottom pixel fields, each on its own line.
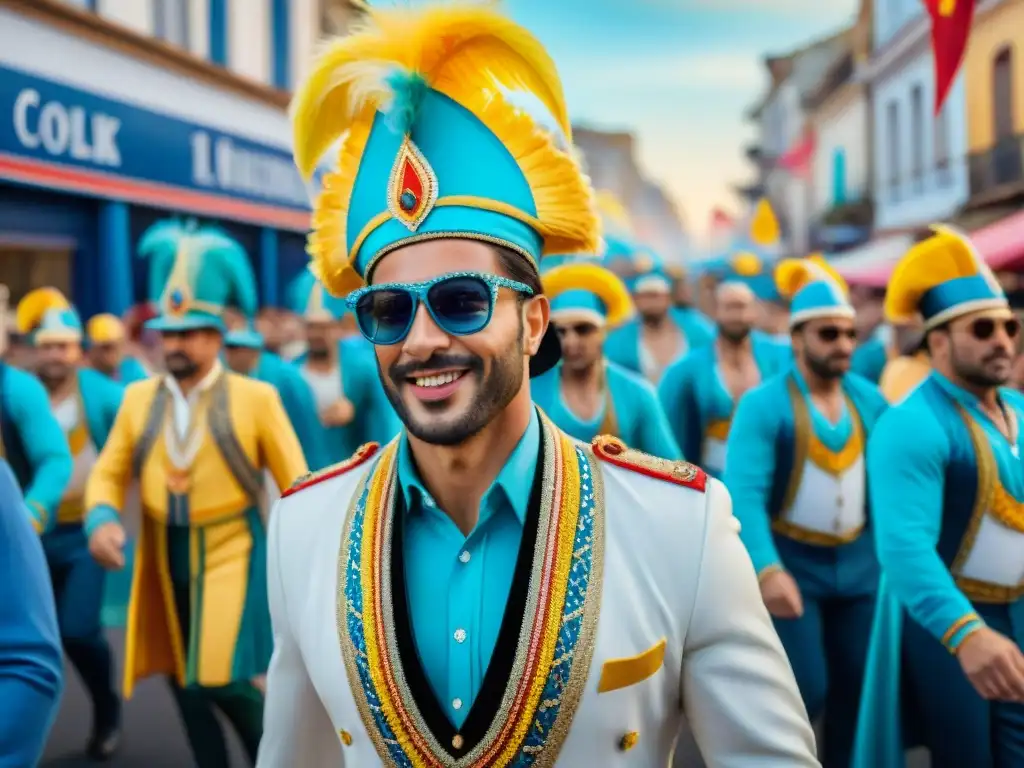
left=454, top=628, right=467, bottom=643
left=452, top=697, right=463, bottom=710
left=459, top=550, right=471, bottom=564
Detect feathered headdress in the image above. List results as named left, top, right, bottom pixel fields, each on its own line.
left=885, top=224, right=1007, bottom=329
left=776, top=256, right=854, bottom=327
left=16, top=287, right=70, bottom=335
left=749, top=198, right=780, bottom=247
left=292, top=1, right=599, bottom=297
left=139, top=219, right=259, bottom=331
left=543, top=261, right=634, bottom=328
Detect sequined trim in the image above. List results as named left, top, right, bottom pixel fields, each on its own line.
left=337, top=417, right=602, bottom=767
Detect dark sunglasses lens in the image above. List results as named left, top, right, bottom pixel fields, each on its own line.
left=972, top=319, right=996, bottom=340
left=426, top=276, right=492, bottom=335
left=355, top=290, right=414, bottom=344
left=1007, top=319, right=1021, bottom=339
left=818, top=327, right=839, bottom=342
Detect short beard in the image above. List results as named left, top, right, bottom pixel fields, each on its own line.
left=382, top=333, right=525, bottom=447
left=165, top=352, right=199, bottom=380
left=718, top=325, right=751, bottom=344
left=805, top=350, right=848, bottom=380
left=952, top=346, right=1012, bottom=388
left=37, top=362, right=71, bottom=388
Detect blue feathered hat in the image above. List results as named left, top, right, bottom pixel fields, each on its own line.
left=285, top=268, right=350, bottom=321
left=291, top=3, right=600, bottom=297
left=776, top=256, right=854, bottom=328
left=139, top=220, right=258, bottom=332
left=16, top=288, right=83, bottom=345
left=224, top=323, right=265, bottom=349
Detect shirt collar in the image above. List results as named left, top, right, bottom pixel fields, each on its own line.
left=397, top=407, right=541, bottom=524
left=164, top=360, right=223, bottom=400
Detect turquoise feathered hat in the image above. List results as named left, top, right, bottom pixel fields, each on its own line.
left=224, top=323, right=265, bottom=349
left=628, top=247, right=674, bottom=294
left=292, top=2, right=600, bottom=297
left=776, top=256, right=854, bottom=328
left=15, top=288, right=83, bottom=345
left=139, top=220, right=259, bottom=333
left=285, top=268, right=349, bottom=321
left=885, top=225, right=1009, bottom=331
left=543, top=262, right=634, bottom=329
left=722, top=251, right=781, bottom=303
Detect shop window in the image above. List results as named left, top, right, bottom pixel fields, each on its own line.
left=0, top=246, right=72, bottom=307
left=154, top=0, right=191, bottom=50
left=934, top=102, right=950, bottom=183
left=886, top=100, right=900, bottom=201
left=993, top=46, right=1015, bottom=141
left=910, top=84, right=924, bottom=193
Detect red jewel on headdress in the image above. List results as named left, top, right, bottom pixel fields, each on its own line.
left=388, top=137, right=438, bottom=232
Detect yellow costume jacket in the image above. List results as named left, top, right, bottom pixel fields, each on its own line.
left=85, top=370, right=307, bottom=697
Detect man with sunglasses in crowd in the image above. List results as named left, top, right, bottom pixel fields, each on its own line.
left=531, top=260, right=680, bottom=457
left=725, top=257, right=887, bottom=768
left=854, top=227, right=1024, bottom=767
left=257, top=3, right=817, bottom=765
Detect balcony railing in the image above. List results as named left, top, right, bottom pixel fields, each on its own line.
left=968, top=134, right=1024, bottom=199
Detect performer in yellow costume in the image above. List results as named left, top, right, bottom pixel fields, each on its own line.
left=84, top=220, right=307, bottom=767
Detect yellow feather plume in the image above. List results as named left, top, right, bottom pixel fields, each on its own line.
left=295, top=1, right=597, bottom=297
left=775, top=257, right=846, bottom=299
left=16, top=287, right=69, bottom=335
left=543, top=262, right=634, bottom=328
left=292, top=2, right=570, bottom=176
left=731, top=252, right=762, bottom=277
left=806, top=254, right=849, bottom=295
left=885, top=225, right=991, bottom=323
left=594, top=190, right=633, bottom=235
left=749, top=198, right=779, bottom=246
left=86, top=313, right=126, bottom=344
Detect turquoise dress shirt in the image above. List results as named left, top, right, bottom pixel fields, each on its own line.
left=398, top=409, right=540, bottom=728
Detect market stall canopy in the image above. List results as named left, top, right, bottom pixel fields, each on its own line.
left=830, top=234, right=914, bottom=287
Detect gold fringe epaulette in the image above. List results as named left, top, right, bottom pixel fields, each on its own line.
left=282, top=442, right=380, bottom=498
left=591, top=435, right=707, bottom=492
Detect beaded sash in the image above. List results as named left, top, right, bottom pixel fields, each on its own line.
left=337, top=416, right=605, bottom=767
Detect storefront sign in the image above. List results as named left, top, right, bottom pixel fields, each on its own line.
left=0, top=64, right=321, bottom=230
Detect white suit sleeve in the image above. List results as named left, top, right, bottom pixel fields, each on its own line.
left=256, top=500, right=343, bottom=768
left=681, top=479, right=820, bottom=766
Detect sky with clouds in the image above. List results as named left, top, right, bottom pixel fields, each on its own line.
left=369, top=0, right=859, bottom=241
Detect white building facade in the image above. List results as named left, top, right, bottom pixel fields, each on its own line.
left=0, top=0, right=353, bottom=316
left=867, top=0, right=971, bottom=232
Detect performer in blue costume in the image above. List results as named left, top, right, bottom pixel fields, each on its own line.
left=85, top=313, right=150, bottom=383
left=286, top=269, right=399, bottom=469
left=17, top=287, right=124, bottom=759
left=854, top=226, right=1024, bottom=768
left=224, top=324, right=327, bottom=471
left=605, top=250, right=714, bottom=383
left=6, top=288, right=74, bottom=535
left=658, top=280, right=787, bottom=478
left=531, top=261, right=680, bottom=457
left=0, top=458, right=63, bottom=766
left=725, top=256, right=887, bottom=767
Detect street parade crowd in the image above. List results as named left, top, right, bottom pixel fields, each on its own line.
left=2, top=2, right=1024, bottom=767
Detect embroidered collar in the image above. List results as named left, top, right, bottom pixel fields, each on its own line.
left=397, top=408, right=540, bottom=525
left=338, top=414, right=604, bottom=766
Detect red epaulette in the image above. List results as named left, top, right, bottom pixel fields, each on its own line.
left=281, top=442, right=380, bottom=498
left=591, top=435, right=707, bottom=492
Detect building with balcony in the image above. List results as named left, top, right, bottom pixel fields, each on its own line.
left=963, top=0, right=1024, bottom=222
left=0, top=0, right=360, bottom=317
left=806, top=0, right=873, bottom=253
left=864, top=0, right=970, bottom=233
left=745, top=28, right=850, bottom=255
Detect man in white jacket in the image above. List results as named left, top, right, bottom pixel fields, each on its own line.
left=257, top=2, right=818, bottom=765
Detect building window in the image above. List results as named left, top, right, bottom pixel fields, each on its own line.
left=271, top=0, right=291, bottom=89
left=887, top=100, right=900, bottom=200
left=993, top=46, right=1015, bottom=140
left=910, top=84, right=925, bottom=192
left=154, top=0, right=191, bottom=50
left=63, top=0, right=98, bottom=9
left=934, top=103, right=951, bottom=186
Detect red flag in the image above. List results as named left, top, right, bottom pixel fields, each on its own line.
left=710, top=208, right=734, bottom=233
left=779, top=128, right=815, bottom=178
left=924, top=0, right=977, bottom=114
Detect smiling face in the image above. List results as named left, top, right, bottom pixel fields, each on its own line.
left=369, top=240, right=548, bottom=446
